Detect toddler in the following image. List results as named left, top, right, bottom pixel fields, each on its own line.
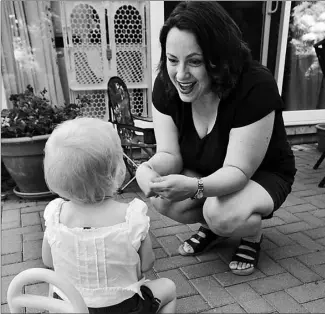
left=42, top=117, right=176, bottom=313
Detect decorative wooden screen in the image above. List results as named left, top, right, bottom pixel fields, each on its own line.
left=61, top=1, right=151, bottom=120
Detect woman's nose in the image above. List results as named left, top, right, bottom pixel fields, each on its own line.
left=176, top=64, right=190, bottom=81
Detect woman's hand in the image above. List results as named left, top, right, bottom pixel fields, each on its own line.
left=149, top=174, right=198, bottom=201
left=135, top=163, right=161, bottom=197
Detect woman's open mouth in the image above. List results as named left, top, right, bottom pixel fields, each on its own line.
left=177, top=81, right=196, bottom=95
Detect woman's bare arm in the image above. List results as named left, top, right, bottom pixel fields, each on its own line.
left=136, top=107, right=183, bottom=196
left=147, top=106, right=183, bottom=174
left=201, top=111, right=275, bottom=197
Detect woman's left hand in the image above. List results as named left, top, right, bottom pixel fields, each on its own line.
left=148, top=174, right=197, bottom=201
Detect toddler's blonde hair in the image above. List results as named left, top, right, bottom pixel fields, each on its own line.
left=44, top=117, right=125, bottom=204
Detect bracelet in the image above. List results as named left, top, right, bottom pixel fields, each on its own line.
left=191, top=178, right=204, bottom=200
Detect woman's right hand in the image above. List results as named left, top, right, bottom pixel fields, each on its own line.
left=136, top=162, right=161, bottom=197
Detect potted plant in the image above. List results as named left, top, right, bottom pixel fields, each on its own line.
left=1, top=85, right=83, bottom=199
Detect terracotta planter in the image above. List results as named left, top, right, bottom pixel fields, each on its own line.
left=316, top=124, right=325, bottom=152
left=1, top=134, right=51, bottom=196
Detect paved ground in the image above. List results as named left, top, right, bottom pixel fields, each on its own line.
left=1, top=144, right=325, bottom=313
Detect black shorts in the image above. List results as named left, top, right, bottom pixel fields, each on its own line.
left=53, top=285, right=161, bottom=314
left=251, top=170, right=295, bottom=219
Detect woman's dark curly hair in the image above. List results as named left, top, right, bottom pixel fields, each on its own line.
left=157, top=1, right=252, bottom=98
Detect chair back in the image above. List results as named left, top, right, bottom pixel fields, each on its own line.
left=107, top=76, right=136, bottom=143
left=314, top=38, right=325, bottom=75
left=7, top=268, right=88, bottom=313
left=107, top=76, right=134, bottom=126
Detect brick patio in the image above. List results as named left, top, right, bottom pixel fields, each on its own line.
left=2, top=144, right=325, bottom=313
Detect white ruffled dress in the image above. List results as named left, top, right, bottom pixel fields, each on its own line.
left=43, top=197, right=150, bottom=308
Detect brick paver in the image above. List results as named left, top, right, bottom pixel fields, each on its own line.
left=1, top=143, right=325, bottom=313
left=158, top=269, right=198, bottom=298
left=191, top=276, right=235, bottom=307
left=286, top=280, right=325, bottom=303
left=278, top=257, right=323, bottom=283
left=239, top=297, right=275, bottom=313
left=263, top=291, right=306, bottom=313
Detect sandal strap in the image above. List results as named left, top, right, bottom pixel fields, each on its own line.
left=232, top=248, right=259, bottom=267
left=185, top=233, right=217, bottom=247
left=232, top=254, right=257, bottom=266
left=186, top=226, right=216, bottom=244
left=240, top=239, right=261, bottom=251
left=188, top=226, right=219, bottom=243
left=198, top=226, right=216, bottom=237
left=231, top=236, right=263, bottom=267
left=184, top=227, right=219, bottom=252
left=190, top=233, right=205, bottom=242
left=234, top=247, right=258, bottom=259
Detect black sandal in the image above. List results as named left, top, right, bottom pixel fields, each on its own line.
left=229, top=235, right=263, bottom=276
left=178, top=226, right=227, bottom=256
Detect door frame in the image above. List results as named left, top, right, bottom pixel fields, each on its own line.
left=265, top=1, right=325, bottom=126
left=150, top=1, right=325, bottom=126
left=149, top=1, right=164, bottom=88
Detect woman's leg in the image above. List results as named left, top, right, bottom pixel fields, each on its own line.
left=203, top=179, right=274, bottom=273
left=203, top=180, right=274, bottom=236
left=143, top=278, right=177, bottom=313
left=150, top=169, right=206, bottom=224
left=152, top=195, right=229, bottom=256
left=151, top=169, right=230, bottom=255
left=150, top=196, right=205, bottom=224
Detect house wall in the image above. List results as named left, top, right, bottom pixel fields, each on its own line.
left=286, top=125, right=319, bottom=145
left=151, top=1, right=324, bottom=145
left=51, top=1, right=70, bottom=105
left=149, top=2, right=164, bottom=86
left=49, top=1, right=323, bottom=146
left=1, top=75, right=8, bottom=110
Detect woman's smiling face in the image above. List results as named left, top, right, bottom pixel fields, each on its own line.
left=166, top=27, right=212, bottom=103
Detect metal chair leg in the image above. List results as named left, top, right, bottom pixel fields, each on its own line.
left=123, top=152, right=138, bottom=168
left=117, top=176, right=137, bottom=194
left=313, top=151, right=325, bottom=188
left=124, top=157, right=135, bottom=177
left=313, top=151, right=325, bottom=169
left=117, top=152, right=139, bottom=194
left=319, top=176, right=325, bottom=188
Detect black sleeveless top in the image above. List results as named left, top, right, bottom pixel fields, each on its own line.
left=152, top=61, right=296, bottom=181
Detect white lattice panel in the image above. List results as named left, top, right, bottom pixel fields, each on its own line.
left=68, top=88, right=146, bottom=119
left=112, top=2, right=147, bottom=85
left=130, top=88, right=145, bottom=116
left=73, top=48, right=103, bottom=84
left=116, top=48, right=144, bottom=83
left=70, top=90, right=108, bottom=119
left=61, top=1, right=151, bottom=119
left=62, top=2, right=109, bottom=87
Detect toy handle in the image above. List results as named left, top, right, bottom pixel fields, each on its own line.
left=7, top=268, right=88, bottom=313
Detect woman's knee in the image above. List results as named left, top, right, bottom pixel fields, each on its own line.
left=151, top=196, right=197, bottom=222
left=203, top=197, right=243, bottom=237
left=151, top=197, right=185, bottom=221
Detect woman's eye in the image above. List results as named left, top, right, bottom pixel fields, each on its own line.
left=189, top=59, right=202, bottom=66
left=167, top=58, right=177, bottom=64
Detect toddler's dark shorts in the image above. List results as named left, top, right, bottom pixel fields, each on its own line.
left=54, top=285, right=161, bottom=314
